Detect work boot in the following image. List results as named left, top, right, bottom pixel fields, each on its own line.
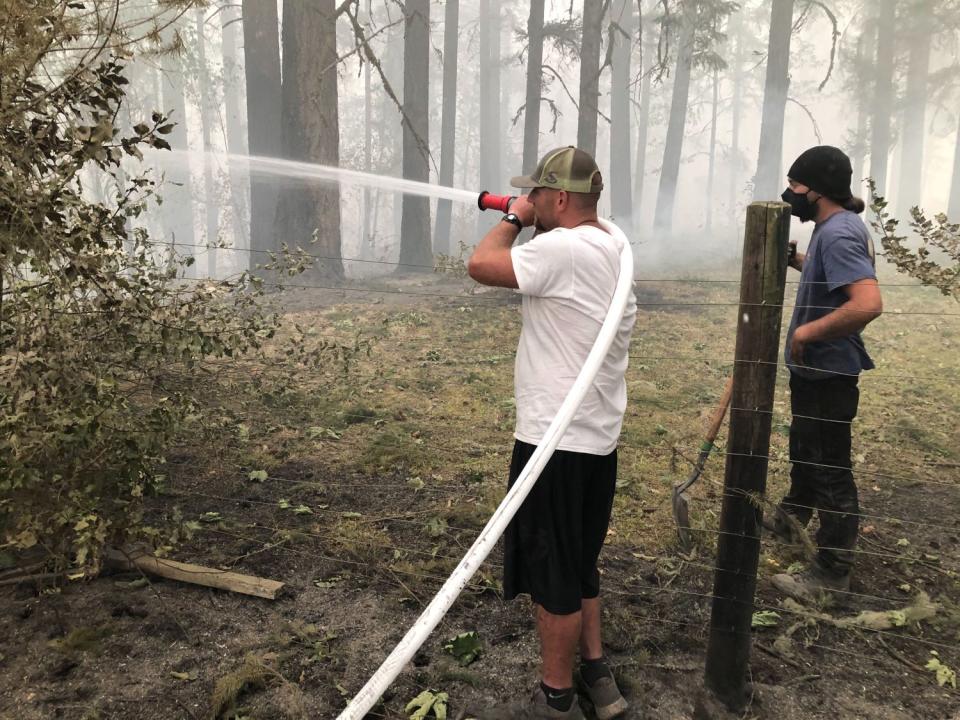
left=761, top=508, right=801, bottom=544
left=771, top=567, right=850, bottom=605
left=581, top=675, right=628, bottom=720
left=477, top=685, right=585, bottom=720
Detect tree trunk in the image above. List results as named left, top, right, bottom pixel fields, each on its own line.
left=728, top=9, right=743, bottom=227
left=896, top=22, right=931, bottom=215
left=194, top=8, right=220, bottom=279
left=242, top=0, right=282, bottom=260
left=434, top=0, right=459, bottom=256
left=361, top=1, right=374, bottom=262
left=851, top=24, right=875, bottom=198
left=753, top=0, right=794, bottom=201
left=633, top=1, right=650, bottom=223
left=577, top=0, right=605, bottom=156
left=634, top=69, right=652, bottom=220
left=949, top=113, right=960, bottom=220
left=706, top=61, right=719, bottom=233
left=477, top=0, right=501, bottom=240
left=277, top=0, right=343, bottom=279
left=499, top=18, right=516, bottom=186
left=610, top=0, right=633, bottom=229
left=653, top=6, right=694, bottom=235
left=221, top=1, right=250, bottom=260
left=379, top=13, right=405, bottom=250
left=870, top=0, right=896, bottom=196
left=398, top=0, right=431, bottom=270
left=522, top=0, right=546, bottom=176
left=159, top=24, right=195, bottom=275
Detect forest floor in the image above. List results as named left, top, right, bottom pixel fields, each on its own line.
left=2, top=267, right=960, bottom=720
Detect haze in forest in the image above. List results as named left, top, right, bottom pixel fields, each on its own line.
left=104, top=0, right=960, bottom=281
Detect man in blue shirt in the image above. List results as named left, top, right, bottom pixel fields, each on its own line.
left=767, top=146, right=883, bottom=603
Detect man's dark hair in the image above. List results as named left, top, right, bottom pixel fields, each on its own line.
left=842, top=196, right=866, bottom=214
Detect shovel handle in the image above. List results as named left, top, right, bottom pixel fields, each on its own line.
left=704, top=377, right=734, bottom=445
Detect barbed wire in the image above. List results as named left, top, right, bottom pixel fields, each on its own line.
left=629, top=355, right=957, bottom=382
left=198, top=506, right=956, bottom=650
left=185, top=504, right=499, bottom=569
left=191, top=512, right=958, bottom=657
left=674, top=525, right=955, bottom=566
left=159, top=397, right=955, bottom=501
left=169, top=487, right=485, bottom=537
left=682, top=471, right=960, bottom=531
left=668, top=442, right=960, bottom=491
left=170, top=455, right=957, bottom=592
left=139, top=240, right=943, bottom=289
left=662, top=556, right=909, bottom=606
left=156, top=274, right=960, bottom=317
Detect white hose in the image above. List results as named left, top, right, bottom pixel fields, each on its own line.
left=337, top=238, right=634, bottom=720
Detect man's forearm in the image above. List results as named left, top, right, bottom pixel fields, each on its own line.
left=797, top=299, right=881, bottom=343
left=467, top=221, right=521, bottom=288
left=473, top=222, right=520, bottom=262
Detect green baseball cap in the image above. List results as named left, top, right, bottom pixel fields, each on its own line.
left=510, top=146, right=604, bottom=193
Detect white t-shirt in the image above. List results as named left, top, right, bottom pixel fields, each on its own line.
left=509, top=218, right=637, bottom=455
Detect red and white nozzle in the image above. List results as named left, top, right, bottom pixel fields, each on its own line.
left=477, top=191, right=516, bottom=213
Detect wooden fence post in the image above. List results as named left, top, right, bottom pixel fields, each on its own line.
left=703, top=201, right=790, bottom=711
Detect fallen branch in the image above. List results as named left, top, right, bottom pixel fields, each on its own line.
left=755, top=640, right=805, bottom=670
left=0, top=561, right=48, bottom=582
left=0, top=571, right=63, bottom=588
left=783, top=673, right=821, bottom=686
left=105, top=548, right=284, bottom=600
left=878, top=636, right=926, bottom=673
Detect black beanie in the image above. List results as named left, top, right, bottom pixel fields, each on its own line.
left=787, top=146, right=853, bottom=201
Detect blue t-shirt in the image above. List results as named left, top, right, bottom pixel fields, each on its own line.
left=785, top=210, right=877, bottom=380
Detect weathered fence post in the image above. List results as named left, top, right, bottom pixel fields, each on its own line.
left=702, top=201, right=790, bottom=711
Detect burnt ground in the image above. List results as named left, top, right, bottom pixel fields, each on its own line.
left=2, top=277, right=959, bottom=720
left=2, top=456, right=957, bottom=720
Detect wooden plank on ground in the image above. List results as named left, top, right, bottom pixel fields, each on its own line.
left=105, top=548, right=284, bottom=600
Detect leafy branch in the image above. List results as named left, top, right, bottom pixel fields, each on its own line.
left=868, top=180, right=960, bottom=300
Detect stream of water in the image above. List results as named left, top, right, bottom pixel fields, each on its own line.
left=164, top=149, right=479, bottom=205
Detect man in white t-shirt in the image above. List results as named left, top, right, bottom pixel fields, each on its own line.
left=467, top=146, right=636, bottom=720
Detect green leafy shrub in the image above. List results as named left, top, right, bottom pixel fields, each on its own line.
left=0, top=4, right=301, bottom=572
left=869, top=180, right=960, bottom=300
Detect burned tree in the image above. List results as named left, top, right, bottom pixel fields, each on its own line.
left=398, top=0, right=432, bottom=270
left=434, top=0, right=459, bottom=255
left=277, top=0, right=343, bottom=279
left=609, top=0, right=634, bottom=228
left=753, top=0, right=794, bottom=201
left=578, top=0, right=606, bottom=156
left=242, top=0, right=282, bottom=258
left=522, top=0, right=546, bottom=176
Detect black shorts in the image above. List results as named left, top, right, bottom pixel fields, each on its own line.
left=503, top=440, right=617, bottom=615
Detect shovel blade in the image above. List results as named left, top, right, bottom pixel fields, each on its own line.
left=672, top=488, right=693, bottom=551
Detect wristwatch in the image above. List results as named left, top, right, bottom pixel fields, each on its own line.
left=501, top=213, right=523, bottom=231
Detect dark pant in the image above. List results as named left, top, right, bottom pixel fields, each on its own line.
left=778, top=373, right=860, bottom=578
left=503, top=440, right=617, bottom=615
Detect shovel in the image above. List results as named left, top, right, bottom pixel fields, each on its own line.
left=672, top=377, right=734, bottom=551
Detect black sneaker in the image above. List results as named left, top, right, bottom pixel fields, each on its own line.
left=582, top=675, right=628, bottom=720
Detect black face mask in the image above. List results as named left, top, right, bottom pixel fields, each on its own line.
left=781, top=188, right=818, bottom=222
